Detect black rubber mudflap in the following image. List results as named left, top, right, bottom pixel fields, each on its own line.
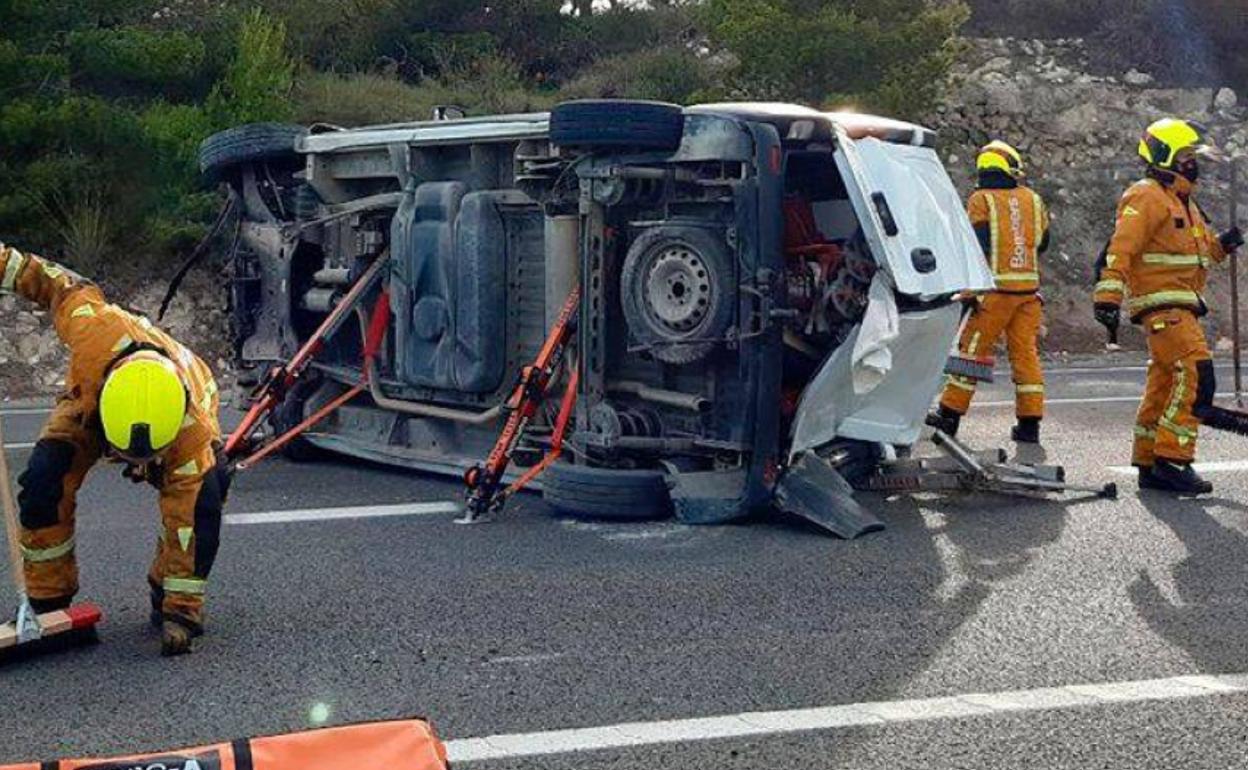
left=774, top=453, right=885, bottom=540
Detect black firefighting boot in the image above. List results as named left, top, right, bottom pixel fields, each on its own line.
left=1011, top=417, right=1041, bottom=444
left=926, top=405, right=962, bottom=437
left=1144, top=460, right=1213, bottom=495
left=161, top=620, right=194, bottom=657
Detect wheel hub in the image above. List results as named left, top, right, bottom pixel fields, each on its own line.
left=644, top=246, right=712, bottom=334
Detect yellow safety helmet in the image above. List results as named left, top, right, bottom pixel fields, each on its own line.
left=1139, top=118, right=1219, bottom=169
left=99, top=350, right=188, bottom=460
left=977, top=140, right=1024, bottom=178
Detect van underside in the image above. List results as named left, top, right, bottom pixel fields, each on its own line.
left=211, top=101, right=991, bottom=532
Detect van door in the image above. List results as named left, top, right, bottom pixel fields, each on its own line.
left=832, top=129, right=994, bottom=298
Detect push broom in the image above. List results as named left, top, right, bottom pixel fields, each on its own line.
left=0, top=413, right=101, bottom=661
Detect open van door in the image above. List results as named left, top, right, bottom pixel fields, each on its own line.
left=831, top=128, right=994, bottom=298
left=789, top=131, right=995, bottom=455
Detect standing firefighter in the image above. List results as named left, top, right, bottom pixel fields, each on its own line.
left=936, top=141, right=1051, bottom=444
left=0, top=243, right=227, bottom=655
left=1093, top=118, right=1244, bottom=494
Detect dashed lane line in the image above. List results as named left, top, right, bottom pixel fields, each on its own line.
left=444, top=673, right=1248, bottom=763
left=224, top=501, right=461, bottom=525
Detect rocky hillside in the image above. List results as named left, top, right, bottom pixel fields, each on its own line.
left=930, top=37, right=1248, bottom=354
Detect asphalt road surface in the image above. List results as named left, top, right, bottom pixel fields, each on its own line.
left=2, top=360, right=1248, bottom=768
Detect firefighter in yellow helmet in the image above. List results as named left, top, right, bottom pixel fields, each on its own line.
left=935, top=140, right=1051, bottom=444
left=1093, top=118, right=1244, bottom=494
left=0, top=243, right=227, bottom=655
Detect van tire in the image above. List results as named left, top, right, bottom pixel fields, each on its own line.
left=550, top=100, right=684, bottom=151
left=542, top=462, right=673, bottom=521
left=269, top=377, right=325, bottom=463
left=199, top=123, right=306, bottom=182
left=621, top=225, right=736, bottom=365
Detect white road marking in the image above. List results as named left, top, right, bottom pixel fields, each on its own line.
left=2, top=442, right=35, bottom=450
left=1109, top=460, right=1248, bottom=475
left=445, top=673, right=1248, bottom=763
left=225, top=501, right=461, bottom=525
left=1012, top=362, right=1237, bottom=377
left=0, top=406, right=53, bottom=415
left=979, top=391, right=1239, bottom=408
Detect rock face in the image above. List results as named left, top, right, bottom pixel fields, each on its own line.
left=929, top=37, right=1247, bottom=353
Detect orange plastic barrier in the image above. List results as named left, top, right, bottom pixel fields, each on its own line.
left=2, top=718, right=448, bottom=770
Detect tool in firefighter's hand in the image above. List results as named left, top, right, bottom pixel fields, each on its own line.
left=944, top=356, right=994, bottom=384
left=461, top=287, right=581, bottom=523
left=225, top=251, right=390, bottom=464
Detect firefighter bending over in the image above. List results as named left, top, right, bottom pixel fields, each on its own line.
left=1093, top=119, right=1244, bottom=494
left=935, top=141, right=1051, bottom=445
left=0, top=243, right=228, bottom=655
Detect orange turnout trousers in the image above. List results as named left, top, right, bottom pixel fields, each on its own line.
left=940, top=292, right=1045, bottom=419
left=1134, top=309, right=1209, bottom=465
left=0, top=243, right=224, bottom=630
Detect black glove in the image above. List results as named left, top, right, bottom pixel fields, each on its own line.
left=122, top=462, right=164, bottom=488
left=1094, top=303, right=1120, bottom=331
left=1220, top=226, right=1244, bottom=254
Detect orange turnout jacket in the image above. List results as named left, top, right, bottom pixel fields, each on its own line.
left=967, top=183, right=1049, bottom=293
left=1093, top=175, right=1226, bottom=321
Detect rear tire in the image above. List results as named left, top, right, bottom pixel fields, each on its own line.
left=199, top=123, right=306, bottom=182
left=542, top=462, right=673, bottom=521
left=269, top=377, right=325, bottom=463
left=550, top=100, right=684, bottom=151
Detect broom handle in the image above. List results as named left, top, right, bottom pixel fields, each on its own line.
left=0, top=414, right=26, bottom=595
left=1231, top=159, right=1243, bottom=406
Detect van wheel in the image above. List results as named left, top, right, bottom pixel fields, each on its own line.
left=269, top=377, right=325, bottom=463
left=199, top=123, right=307, bottom=182
left=550, top=100, right=684, bottom=151
left=542, top=462, right=674, bottom=521
left=621, top=225, right=736, bottom=365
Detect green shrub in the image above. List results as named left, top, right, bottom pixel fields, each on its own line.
left=207, top=9, right=295, bottom=126
left=0, top=40, right=69, bottom=94
left=36, top=187, right=116, bottom=271
left=295, top=72, right=438, bottom=126
left=701, top=0, right=968, bottom=117
left=562, top=46, right=720, bottom=104
left=296, top=59, right=556, bottom=129
left=257, top=0, right=404, bottom=72
left=443, top=54, right=557, bottom=115
left=68, top=28, right=207, bottom=94
left=403, top=31, right=498, bottom=80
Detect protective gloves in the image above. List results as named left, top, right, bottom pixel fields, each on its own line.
left=1220, top=226, right=1244, bottom=254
